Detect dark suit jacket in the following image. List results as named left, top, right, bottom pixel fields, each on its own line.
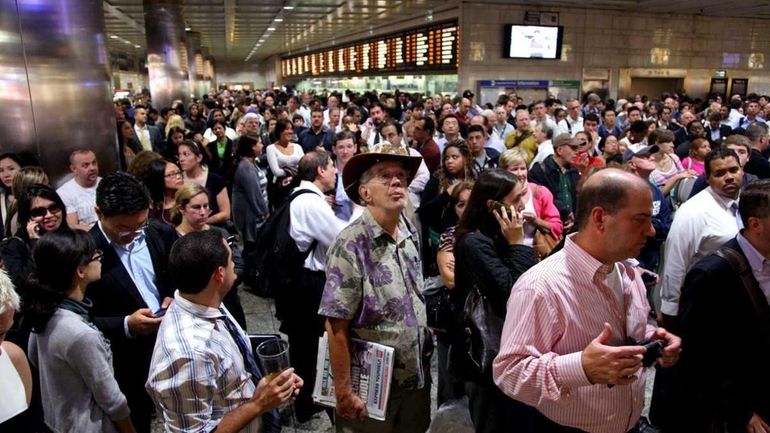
left=654, top=238, right=770, bottom=432
left=705, top=124, right=733, bottom=147
left=86, top=221, right=176, bottom=414
left=132, top=124, right=163, bottom=153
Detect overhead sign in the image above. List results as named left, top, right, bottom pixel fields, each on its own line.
left=478, top=80, right=549, bottom=88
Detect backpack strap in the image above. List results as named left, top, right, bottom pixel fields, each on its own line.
left=714, top=245, right=770, bottom=347
left=288, top=188, right=321, bottom=254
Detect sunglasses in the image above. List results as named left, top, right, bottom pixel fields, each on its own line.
left=30, top=203, right=62, bottom=218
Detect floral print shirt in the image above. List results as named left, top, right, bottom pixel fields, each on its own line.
left=319, top=209, right=430, bottom=389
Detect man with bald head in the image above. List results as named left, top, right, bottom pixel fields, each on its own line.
left=494, top=169, right=681, bottom=433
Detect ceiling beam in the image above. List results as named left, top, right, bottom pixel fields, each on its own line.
left=103, top=0, right=145, bottom=34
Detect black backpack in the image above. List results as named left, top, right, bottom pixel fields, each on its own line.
left=246, top=189, right=318, bottom=314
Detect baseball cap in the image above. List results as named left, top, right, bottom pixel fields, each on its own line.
left=553, top=133, right=579, bottom=149
left=623, top=144, right=659, bottom=163
left=462, top=90, right=475, bottom=99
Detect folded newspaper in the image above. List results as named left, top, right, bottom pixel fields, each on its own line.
left=312, top=332, right=394, bottom=421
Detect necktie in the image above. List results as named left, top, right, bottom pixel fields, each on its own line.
left=731, top=201, right=744, bottom=230
left=139, top=128, right=151, bottom=151
left=219, top=308, right=281, bottom=432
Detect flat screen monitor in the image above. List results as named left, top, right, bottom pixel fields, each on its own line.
left=504, top=25, right=563, bottom=59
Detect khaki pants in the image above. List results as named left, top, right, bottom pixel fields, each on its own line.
left=335, top=381, right=431, bottom=433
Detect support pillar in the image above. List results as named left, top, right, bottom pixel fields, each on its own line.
left=143, top=0, right=187, bottom=109
left=1, top=0, right=120, bottom=183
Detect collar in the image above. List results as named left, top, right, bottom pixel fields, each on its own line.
left=361, top=208, right=411, bottom=243
left=173, top=290, right=224, bottom=319
left=737, top=233, right=769, bottom=273
left=705, top=186, right=738, bottom=211
left=295, top=180, right=324, bottom=196
left=134, top=123, right=148, bottom=131
left=563, top=234, right=635, bottom=282
left=97, top=220, right=146, bottom=251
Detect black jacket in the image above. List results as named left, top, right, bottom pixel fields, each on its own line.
left=705, top=124, right=733, bottom=147
left=528, top=155, right=579, bottom=220
left=744, top=148, right=770, bottom=179
left=653, top=238, right=770, bottom=432
left=86, top=221, right=176, bottom=420
left=206, top=137, right=236, bottom=180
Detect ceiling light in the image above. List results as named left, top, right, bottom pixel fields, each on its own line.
left=275, top=18, right=283, bottom=22
left=283, top=6, right=294, bottom=9
left=134, top=44, right=141, bottom=48
left=109, top=35, right=118, bottom=39
left=185, top=27, right=191, bottom=31
left=267, top=27, right=276, bottom=31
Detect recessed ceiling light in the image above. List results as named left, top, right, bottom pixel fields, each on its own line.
left=185, top=27, right=191, bottom=31
left=275, top=18, right=283, bottom=22
left=109, top=35, right=118, bottom=39
left=283, top=6, right=294, bottom=9
left=134, top=45, right=141, bottom=48
left=267, top=27, right=276, bottom=31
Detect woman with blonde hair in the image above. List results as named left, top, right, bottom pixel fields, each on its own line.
left=164, top=114, right=186, bottom=138
left=498, top=147, right=563, bottom=249
left=170, top=183, right=246, bottom=327
left=4, top=166, right=49, bottom=236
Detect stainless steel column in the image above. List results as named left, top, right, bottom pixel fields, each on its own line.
left=2, top=0, right=120, bottom=183
left=143, top=0, right=187, bottom=109
left=185, top=31, right=202, bottom=99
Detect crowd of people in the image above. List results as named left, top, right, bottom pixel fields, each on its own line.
left=0, top=85, right=769, bottom=433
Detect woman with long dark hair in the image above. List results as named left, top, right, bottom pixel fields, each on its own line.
left=265, top=119, right=304, bottom=209
left=117, top=121, right=141, bottom=171
left=452, top=168, right=538, bottom=433
left=178, top=140, right=231, bottom=226
left=25, top=229, right=136, bottom=433
left=231, top=134, right=268, bottom=257
left=146, top=159, right=183, bottom=225
left=162, top=126, right=186, bottom=162
left=0, top=185, right=68, bottom=289
left=205, top=120, right=235, bottom=179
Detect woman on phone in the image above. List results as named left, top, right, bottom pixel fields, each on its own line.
left=452, top=169, right=539, bottom=433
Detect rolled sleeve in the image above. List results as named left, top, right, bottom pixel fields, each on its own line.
left=319, top=237, right=362, bottom=320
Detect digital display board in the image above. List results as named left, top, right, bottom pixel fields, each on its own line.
left=281, top=20, right=459, bottom=78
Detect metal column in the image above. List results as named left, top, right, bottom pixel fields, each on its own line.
left=143, top=0, right=187, bottom=110
left=1, top=0, right=120, bottom=183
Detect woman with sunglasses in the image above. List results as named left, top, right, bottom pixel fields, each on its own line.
left=0, top=184, right=68, bottom=289
left=25, top=229, right=136, bottom=433
left=171, top=183, right=247, bottom=328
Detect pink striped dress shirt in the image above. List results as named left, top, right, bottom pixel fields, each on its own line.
left=493, top=235, right=656, bottom=433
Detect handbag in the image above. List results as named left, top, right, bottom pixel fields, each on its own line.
left=532, top=186, right=560, bottom=259
left=463, top=283, right=504, bottom=375
left=423, top=275, right=454, bottom=332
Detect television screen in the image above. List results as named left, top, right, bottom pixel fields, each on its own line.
left=504, top=25, right=563, bottom=59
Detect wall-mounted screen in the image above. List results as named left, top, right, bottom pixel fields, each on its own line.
left=503, top=25, right=563, bottom=59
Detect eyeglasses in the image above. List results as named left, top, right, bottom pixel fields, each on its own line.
left=373, top=171, right=408, bottom=185
left=30, top=203, right=62, bottom=218
left=117, top=220, right=149, bottom=237
left=165, top=170, right=183, bottom=178
left=89, top=249, right=104, bottom=263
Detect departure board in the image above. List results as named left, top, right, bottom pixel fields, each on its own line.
left=281, top=20, right=459, bottom=78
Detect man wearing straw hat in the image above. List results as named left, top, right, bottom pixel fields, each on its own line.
left=319, top=142, right=431, bottom=433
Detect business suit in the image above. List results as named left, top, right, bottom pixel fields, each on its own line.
left=651, top=238, right=770, bottom=432
left=132, top=123, right=164, bottom=153
left=704, top=124, right=732, bottom=147
left=86, top=221, right=176, bottom=433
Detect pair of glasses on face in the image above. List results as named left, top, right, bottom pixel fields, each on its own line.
left=117, top=220, right=149, bottom=237
left=165, top=170, right=182, bottom=178
left=30, top=203, right=61, bottom=218
left=89, top=249, right=104, bottom=263
left=374, top=171, right=409, bottom=185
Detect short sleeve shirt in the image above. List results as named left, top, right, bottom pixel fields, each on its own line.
left=319, top=209, right=430, bottom=389
left=438, top=226, right=457, bottom=253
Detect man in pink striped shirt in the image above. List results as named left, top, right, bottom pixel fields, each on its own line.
left=493, top=168, right=681, bottom=433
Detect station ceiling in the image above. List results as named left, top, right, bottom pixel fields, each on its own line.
left=103, top=0, right=770, bottom=63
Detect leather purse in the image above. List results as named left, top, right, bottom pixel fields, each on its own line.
left=532, top=185, right=560, bottom=259
left=463, top=284, right=504, bottom=375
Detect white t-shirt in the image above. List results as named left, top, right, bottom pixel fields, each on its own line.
left=56, top=177, right=101, bottom=226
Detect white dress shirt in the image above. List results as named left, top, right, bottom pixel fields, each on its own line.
left=557, top=116, right=584, bottom=137
left=289, top=181, right=349, bottom=272
left=530, top=140, right=554, bottom=169
left=736, top=233, right=770, bottom=306
left=661, top=187, right=740, bottom=316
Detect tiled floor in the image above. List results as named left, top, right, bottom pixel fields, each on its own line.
left=152, top=288, right=656, bottom=432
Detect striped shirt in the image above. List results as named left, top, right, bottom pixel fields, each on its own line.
left=145, top=291, right=262, bottom=433
left=493, top=234, right=656, bottom=433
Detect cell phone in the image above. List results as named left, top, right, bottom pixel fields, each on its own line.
left=489, top=201, right=507, bottom=212
left=154, top=308, right=167, bottom=318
